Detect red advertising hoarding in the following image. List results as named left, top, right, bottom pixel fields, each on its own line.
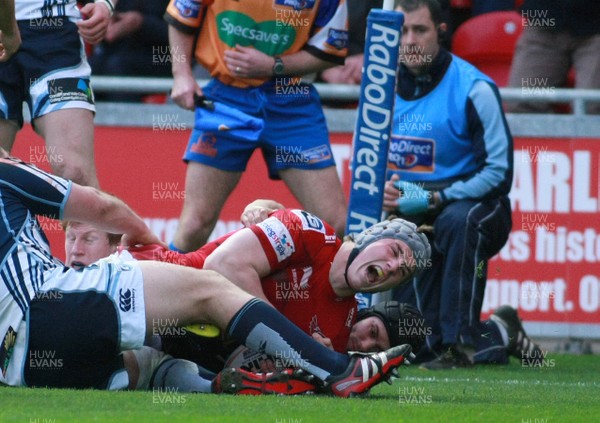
left=12, top=126, right=600, bottom=334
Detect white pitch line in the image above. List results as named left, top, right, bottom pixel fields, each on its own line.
left=403, top=376, right=600, bottom=389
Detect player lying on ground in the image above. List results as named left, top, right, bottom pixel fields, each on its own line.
left=129, top=200, right=432, bottom=355
left=62, top=211, right=429, bottom=394
left=64, top=204, right=428, bottom=352
left=0, top=152, right=413, bottom=397
left=63, top=201, right=541, bottom=393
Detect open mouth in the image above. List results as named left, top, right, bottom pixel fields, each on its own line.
left=70, top=261, right=86, bottom=270
left=366, top=265, right=384, bottom=283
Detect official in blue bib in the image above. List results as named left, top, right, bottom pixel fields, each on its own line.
left=383, top=0, right=540, bottom=370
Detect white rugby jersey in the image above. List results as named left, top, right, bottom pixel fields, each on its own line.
left=15, top=0, right=81, bottom=21
left=0, top=157, right=69, bottom=384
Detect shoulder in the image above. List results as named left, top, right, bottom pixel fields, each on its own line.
left=447, top=54, right=499, bottom=104
left=279, top=209, right=336, bottom=239
left=255, top=209, right=338, bottom=250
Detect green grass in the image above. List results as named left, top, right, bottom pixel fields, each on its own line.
left=1, top=354, right=599, bottom=423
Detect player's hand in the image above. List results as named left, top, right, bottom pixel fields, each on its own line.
left=240, top=199, right=284, bottom=227
left=383, top=175, right=432, bottom=215
left=77, top=2, right=112, bottom=45
left=0, top=27, right=21, bottom=62
left=320, top=55, right=364, bottom=85
left=171, top=74, right=202, bottom=111
left=124, top=243, right=169, bottom=261
left=343, top=54, right=364, bottom=84
left=312, top=332, right=334, bottom=350
left=383, top=174, right=402, bottom=212
left=396, top=180, right=431, bottom=215
left=120, top=230, right=165, bottom=249
left=224, top=45, right=275, bottom=78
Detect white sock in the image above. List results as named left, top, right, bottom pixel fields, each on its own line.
left=130, top=346, right=169, bottom=390
left=150, top=358, right=213, bottom=393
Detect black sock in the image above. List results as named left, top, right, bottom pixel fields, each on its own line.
left=227, top=298, right=349, bottom=381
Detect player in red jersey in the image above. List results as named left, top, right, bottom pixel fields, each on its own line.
left=128, top=201, right=432, bottom=354
left=60, top=201, right=429, bottom=395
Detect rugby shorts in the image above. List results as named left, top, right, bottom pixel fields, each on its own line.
left=183, top=78, right=336, bottom=179
left=0, top=19, right=95, bottom=127
left=6, top=253, right=144, bottom=389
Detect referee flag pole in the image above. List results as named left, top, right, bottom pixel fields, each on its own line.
left=345, top=3, right=403, bottom=307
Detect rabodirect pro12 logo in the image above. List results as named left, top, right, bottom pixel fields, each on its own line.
left=274, top=0, right=316, bottom=11
left=174, top=0, right=201, bottom=18
left=387, top=135, right=435, bottom=172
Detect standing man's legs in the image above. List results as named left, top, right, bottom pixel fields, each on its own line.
left=280, top=166, right=347, bottom=238
left=171, top=162, right=242, bottom=251
left=507, top=28, right=572, bottom=113
left=0, top=119, right=18, bottom=152
left=265, top=83, right=347, bottom=238
left=35, top=108, right=99, bottom=187
left=571, top=33, right=600, bottom=114
left=0, top=19, right=99, bottom=187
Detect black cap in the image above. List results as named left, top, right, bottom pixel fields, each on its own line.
left=357, top=301, right=426, bottom=352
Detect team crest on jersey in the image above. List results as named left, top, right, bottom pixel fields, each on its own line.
left=174, top=0, right=201, bottom=18
left=291, top=266, right=313, bottom=289
left=274, top=0, right=316, bottom=10
left=387, top=135, right=435, bottom=173
left=326, top=28, right=348, bottom=50
left=0, top=326, right=17, bottom=377
left=258, top=217, right=295, bottom=262
left=190, top=132, right=218, bottom=158
left=291, top=210, right=325, bottom=234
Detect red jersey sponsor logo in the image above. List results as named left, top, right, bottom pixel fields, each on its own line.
left=258, top=217, right=295, bottom=262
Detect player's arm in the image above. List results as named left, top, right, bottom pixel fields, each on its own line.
left=168, top=25, right=201, bottom=111
left=224, top=47, right=339, bottom=79
left=0, top=156, right=159, bottom=247
left=202, top=228, right=272, bottom=302
left=164, top=0, right=205, bottom=110
left=63, top=183, right=162, bottom=247
left=441, top=80, right=513, bottom=202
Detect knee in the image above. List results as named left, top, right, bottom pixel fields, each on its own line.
left=185, top=211, right=219, bottom=230
left=434, top=208, right=469, bottom=239
left=51, top=160, right=97, bottom=186
left=176, top=212, right=219, bottom=250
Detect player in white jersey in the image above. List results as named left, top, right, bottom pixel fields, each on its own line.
left=0, top=0, right=116, bottom=188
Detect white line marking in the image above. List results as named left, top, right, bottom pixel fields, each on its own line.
left=403, top=376, right=600, bottom=388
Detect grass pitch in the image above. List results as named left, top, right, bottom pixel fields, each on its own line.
left=1, top=354, right=598, bottom=423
